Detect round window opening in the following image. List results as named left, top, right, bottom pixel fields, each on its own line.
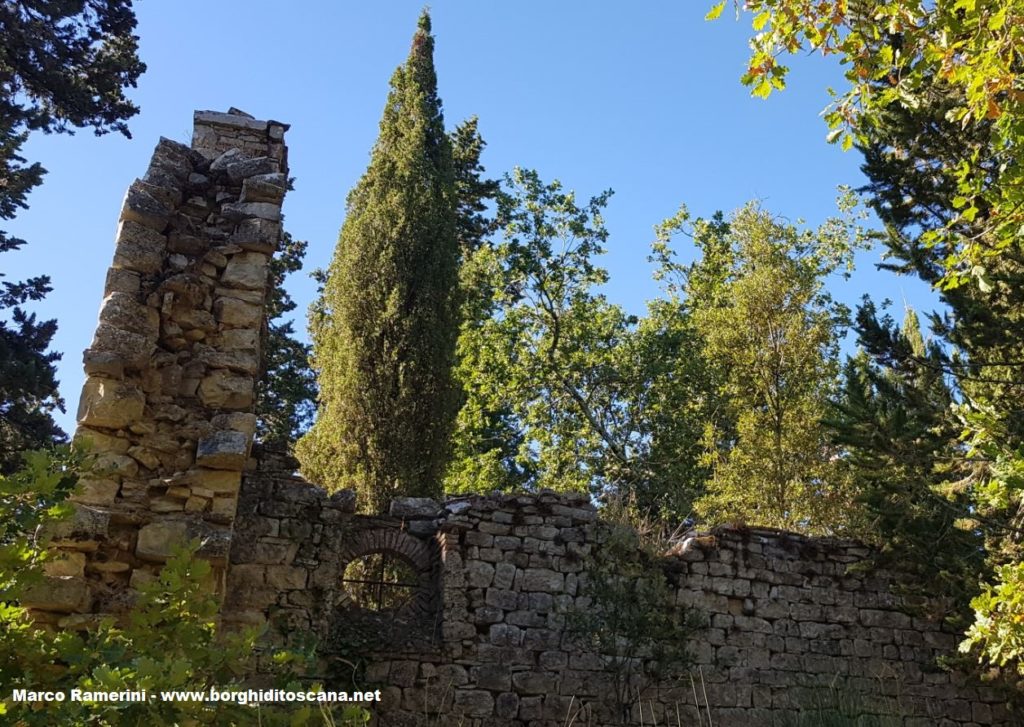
left=340, top=552, right=420, bottom=613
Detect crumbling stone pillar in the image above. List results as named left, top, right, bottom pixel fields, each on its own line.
left=27, top=109, right=290, bottom=620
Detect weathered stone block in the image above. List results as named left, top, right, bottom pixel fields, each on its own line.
left=90, top=322, right=155, bottom=369
left=861, top=609, right=911, bottom=629
left=485, top=588, right=519, bottom=611
left=127, top=445, right=161, bottom=470
left=112, top=220, right=167, bottom=274
left=522, top=568, right=564, bottom=593
left=198, top=369, right=253, bottom=409
left=190, top=522, right=233, bottom=564
left=185, top=496, right=208, bottom=513
left=74, top=428, right=131, bottom=455
left=148, top=137, right=193, bottom=177
left=197, top=430, right=250, bottom=470
left=253, top=538, right=299, bottom=565
left=198, top=349, right=259, bottom=375
left=220, top=252, right=269, bottom=291
left=43, top=505, right=109, bottom=551
left=167, top=231, right=207, bottom=255
left=171, top=307, right=217, bottom=333
left=489, top=623, right=523, bottom=646
left=104, top=268, right=142, bottom=296
left=72, top=478, right=120, bottom=506
left=511, top=671, right=553, bottom=695
left=230, top=217, right=281, bottom=254
left=214, top=296, right=261, bottom=328
left=225, top=156, right=279, bottom=182
left=328, top=489, right=357, bottom=513
left=241, top=173, right=286, bottom=203
left=136, top=520, right=188, bottom=562
left=77, top=378, right=145, bottom=429
left=464, top=531, right=493, bottom=547
left=196, top=110, right=269, bottom=133
left=390, top=497, right=441, bottom=519
left=43, top=551, right=87, bottom=578
left=91, top=452, right=139, bottom=479
left=453, top=689, right=493, bottom=717
left=151, top=497, right=185, bottom=513
left=212, top=412, right=258, bottom=438
left=473, top=606, right=504, bottom=624
left=468, top=664, right=509, bottom=692
left=206, top=144, right=241, bottom=170
left=210, top=496, right=237, bottom=520
left=465, top=561, right=494, bottom=589
left=265, top=565, right=307, bottom=590
left=495, top=692, right=519, bottom=720
left=120, top=179, right=171, bottom=231
left=23, top=576, right=91, bottom=613
left=221, top=201, right=281, bottom=221
left=218, top=328, right=259, bottom=350
left=80, top=352, right=122, bottom=387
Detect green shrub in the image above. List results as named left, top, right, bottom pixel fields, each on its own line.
left=0, top=449, right=370, bottom=726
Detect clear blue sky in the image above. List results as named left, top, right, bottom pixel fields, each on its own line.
left=4, top=1, right=938, bottom=435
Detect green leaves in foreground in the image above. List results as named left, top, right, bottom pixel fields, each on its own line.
left=963, top=562, right=1024, bottom=675
left=0, top=451, right=369, bottom=726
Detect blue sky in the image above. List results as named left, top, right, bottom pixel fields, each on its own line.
left=4, top=1, right=938, bottom=435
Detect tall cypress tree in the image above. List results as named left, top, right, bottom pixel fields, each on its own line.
left=296, top=12, right=459, bottom=513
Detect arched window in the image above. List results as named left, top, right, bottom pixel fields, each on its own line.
left=335, top=529, right=438, bottom=623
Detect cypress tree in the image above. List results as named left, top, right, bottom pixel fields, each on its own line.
left=828, top=306, right=984, bottom=618
left=296, top=12, right=459, bottom=513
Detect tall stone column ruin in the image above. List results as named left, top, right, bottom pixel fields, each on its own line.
left=28, top=109, right=290, bottom=621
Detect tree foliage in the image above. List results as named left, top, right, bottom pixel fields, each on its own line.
left=447, top=169, right=720, bottom=517
left=830, top=306, right=985, bottom=618
left=296, top=12, right=460, bottom=513
left=0, top=283, right=64, bottom=474
left=446, top=169, right=622, bottom=495
left=718, top=0, right=1022, bottom=287
left=450, top=174, right=874, bottom=528
left=664, top=199, right=868, bottom=533
left=255, top=233, right=317, bottom=450
left=717, top=0, right=1024, bottom=670
left=0, top=0, right=146, bottom=472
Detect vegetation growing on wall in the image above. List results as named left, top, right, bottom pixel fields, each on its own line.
left=566, top=499, right=702, bottom=723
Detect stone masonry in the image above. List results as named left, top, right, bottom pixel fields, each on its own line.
left=28, top=109, right=289, bottom=621
left=54, top=108, right=1016, bottom=725
left=230, top=453, right=1016, bottom=727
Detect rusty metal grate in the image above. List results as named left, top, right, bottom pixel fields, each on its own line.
left=340, top=552, right=420, bottom=612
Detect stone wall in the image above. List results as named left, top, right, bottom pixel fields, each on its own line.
left=28, top=109, right=289, bottom=621
left=230, top=456, right=1014, bottom=727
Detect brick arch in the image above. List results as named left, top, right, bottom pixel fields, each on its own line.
left=336, top=528, right=438, bottom=618
left=338, top=529, right=434, bottom=573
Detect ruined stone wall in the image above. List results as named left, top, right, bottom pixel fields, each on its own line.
left=29, top=110, right=289, bottom=621
left=230, top=460, right=1014, bottom=727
